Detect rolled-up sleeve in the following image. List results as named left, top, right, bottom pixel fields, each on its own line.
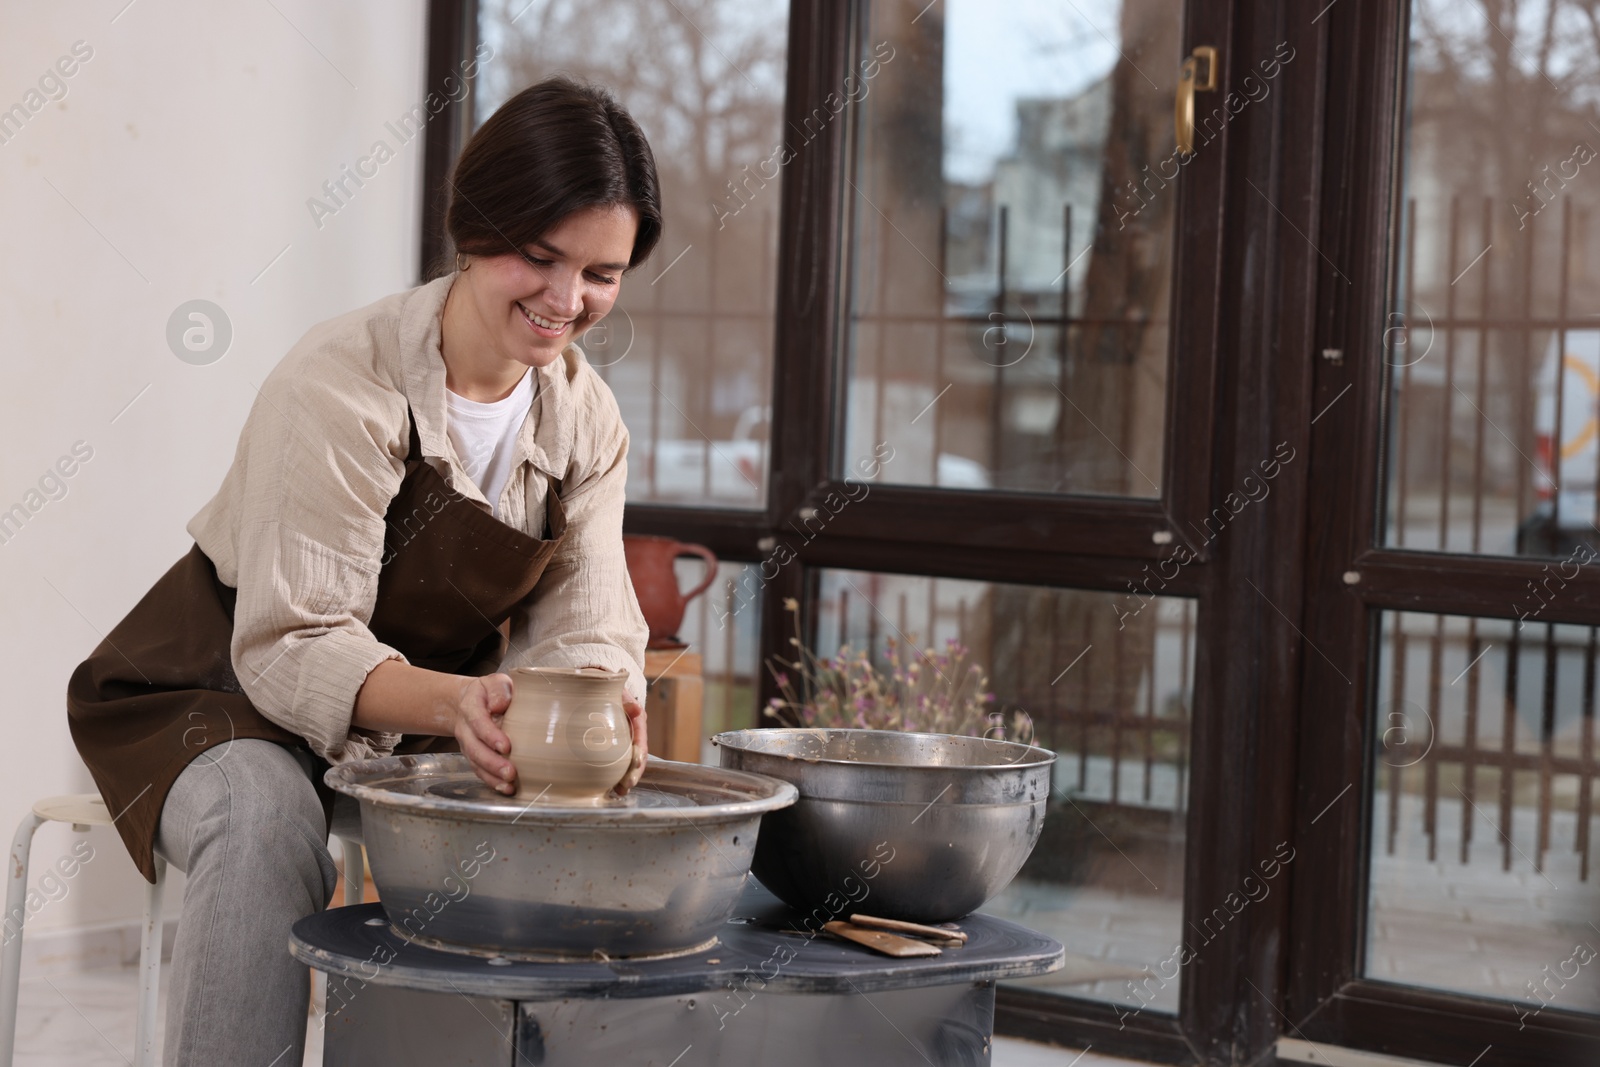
left=223, top=372, right=410, bottom=762
left=504, top=384, right=649, bottom=704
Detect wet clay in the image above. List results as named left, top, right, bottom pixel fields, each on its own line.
left=503, top=667, right=631, bottom=805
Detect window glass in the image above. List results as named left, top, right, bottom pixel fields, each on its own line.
left=1365, top=610, right=1600, bottom=1015
left=1385, top=0, right=1600, bottom=558
left=841, top=0, right=1184, bottom=495
left=815, top=568, right=1196, bottom=1012
left=674, top=558, right=766, bottom=760
left=478, top=0, right=790, bottom=508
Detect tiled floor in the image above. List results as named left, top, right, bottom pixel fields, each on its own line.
left=992, top=1039, right=1153, bottom=1067
left=1367, top=793, right=1598, bottom=1009
left=14, top=967, right=170, bottom=1067
left=11, top=964, right=1146, bottom=1065
left=11, top=966, right=376, bottom=1066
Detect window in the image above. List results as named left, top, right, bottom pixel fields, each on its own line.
left=841, top=0, right=1180, bottom=496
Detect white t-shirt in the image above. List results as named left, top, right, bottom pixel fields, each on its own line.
left=444, top=369, right=534, bottom=518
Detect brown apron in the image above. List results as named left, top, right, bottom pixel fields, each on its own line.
left=66, top=408, right=565, bottom=881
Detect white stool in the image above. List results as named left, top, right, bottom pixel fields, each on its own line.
left=0, top=794, right=364, bottom=1067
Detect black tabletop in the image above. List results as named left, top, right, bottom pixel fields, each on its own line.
left=290, top=881, right=1064, bottom=1001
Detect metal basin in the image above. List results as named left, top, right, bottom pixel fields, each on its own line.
left=713, top=729, right=1054, bottom=923
left=325, top=753, right=797, bottom=959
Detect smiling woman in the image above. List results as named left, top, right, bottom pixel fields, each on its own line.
left=64, top=75, right=661, bottom=1066
left=440, top=78, right=662, bottom=400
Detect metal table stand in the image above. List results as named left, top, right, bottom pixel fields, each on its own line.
left=291, top=882, right=1064, bottom=1066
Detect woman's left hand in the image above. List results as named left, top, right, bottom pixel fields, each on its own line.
left=616, top=693, right=648, bottom=795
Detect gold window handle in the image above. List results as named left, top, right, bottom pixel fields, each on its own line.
left=1174, top=46, right=1219, bottom=155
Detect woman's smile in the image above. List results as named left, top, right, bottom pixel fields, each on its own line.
left=517, top=302, right=572, bottom=337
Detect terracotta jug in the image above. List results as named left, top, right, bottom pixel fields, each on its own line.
left=623, top=535, right=719, bottom=648
left=502, top=667, right=631, bottom=804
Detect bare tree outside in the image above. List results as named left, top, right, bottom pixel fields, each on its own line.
left=1390, top=0, right=1600, bottom=558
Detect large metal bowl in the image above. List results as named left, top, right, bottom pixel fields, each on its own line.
left=325, top=753, right=796, bottom=959
left=713, top=729, right=1054, bottom=923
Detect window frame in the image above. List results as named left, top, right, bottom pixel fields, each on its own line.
left=1286, top=0, right=1596, bottom=1063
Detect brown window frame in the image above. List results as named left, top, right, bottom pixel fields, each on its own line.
left=1287, top=1, right=1595, bottom=1064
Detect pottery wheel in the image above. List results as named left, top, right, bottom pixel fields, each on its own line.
left=421, top=779, right=696, bottom=810
left=322, top=754, right=798, bottom=960
left=331, top=754, right=793, bottom=826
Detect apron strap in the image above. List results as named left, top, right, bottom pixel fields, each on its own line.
left=406, top=403, right=424, bottom=464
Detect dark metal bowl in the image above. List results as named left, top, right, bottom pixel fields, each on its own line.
left=713, top=729, right=1054, bottom=923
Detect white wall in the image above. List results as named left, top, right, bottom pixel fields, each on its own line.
left=0, top=0, right=427, bottom=936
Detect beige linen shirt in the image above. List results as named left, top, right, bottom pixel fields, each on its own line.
left=187, top=273, right=648, bottom=763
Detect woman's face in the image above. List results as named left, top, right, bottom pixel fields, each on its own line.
left=460, top=203, right=639, bottom=370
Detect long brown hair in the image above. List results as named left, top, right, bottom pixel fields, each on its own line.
left=443, top=77, right=662, bottom=275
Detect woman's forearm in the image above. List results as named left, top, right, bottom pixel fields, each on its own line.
left=351, top=659, right=465, bottom=735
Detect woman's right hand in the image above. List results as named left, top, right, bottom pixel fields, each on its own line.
left=452, top=673, right=518, bottom=795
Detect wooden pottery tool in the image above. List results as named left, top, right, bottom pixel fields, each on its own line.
left=849, top=913, right=968, bottom=945
left=822, top=921, right=943, bottom=958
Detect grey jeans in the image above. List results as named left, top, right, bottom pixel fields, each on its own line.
left=154, top=738, right=355, bottom=1066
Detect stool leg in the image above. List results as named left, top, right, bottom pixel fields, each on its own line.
left=133, top=857, right=165, bottom=1067
left=340, top=838, right=364, bottom=906
left=309, top=968, right=326, bottom=1032
left=0, top=812, right=44, bottom=1067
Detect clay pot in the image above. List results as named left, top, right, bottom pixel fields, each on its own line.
left=503, top=667, right=631, bottom=805
left=623, top=536, right=719, bottom=649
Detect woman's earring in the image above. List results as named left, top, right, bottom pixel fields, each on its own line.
left=456, top=252, right=470, bottom=272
